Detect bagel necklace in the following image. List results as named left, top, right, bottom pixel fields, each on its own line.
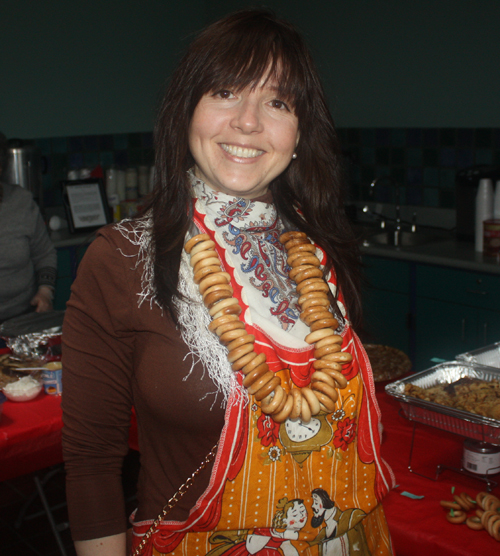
left=184, top=230, right=352, bottom=424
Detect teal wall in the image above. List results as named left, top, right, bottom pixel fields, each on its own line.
left=1, top=0, right=205, bottom=138
left=2, top=1, right=500, bottom=139
left=208, top=0, right=500, bottom=128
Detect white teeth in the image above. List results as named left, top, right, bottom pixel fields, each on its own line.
left=221, top=144, right=263, bottom=158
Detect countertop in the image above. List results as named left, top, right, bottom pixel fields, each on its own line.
left=49, top=220, right=500, bottom=276
left=49, top=228, right=97, bottom=249
left=358, top=224, right=500, bottom=275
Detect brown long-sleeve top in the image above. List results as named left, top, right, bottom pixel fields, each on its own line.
left=61, top=223, right=225, bottom=541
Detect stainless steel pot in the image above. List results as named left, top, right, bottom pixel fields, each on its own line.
left=3, top=140, right=44, bottom=208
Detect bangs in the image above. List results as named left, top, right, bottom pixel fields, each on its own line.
left=191, top=15, right=311, bottom=111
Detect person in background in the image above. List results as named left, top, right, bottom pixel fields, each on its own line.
left=62, top=9, right=394, bottom=556
left=0, top=132, right=57, bottom=323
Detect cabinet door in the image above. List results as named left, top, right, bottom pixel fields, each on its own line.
left=476, top=308, right=500, bottom=348
left=361, top=256, right=411, bottom=354
left=414, top=297, right=477, bottom=371
left=363, top=288, right=410, bottom=353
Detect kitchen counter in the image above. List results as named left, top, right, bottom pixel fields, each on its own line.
left=49, top=228, right=96, bottom=249
left=358, top=225, right=500, bottom=275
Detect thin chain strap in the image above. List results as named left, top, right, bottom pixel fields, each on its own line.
left=131, top=443, right=218, bottom=556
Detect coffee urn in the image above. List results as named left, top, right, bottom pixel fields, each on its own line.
left=3, top=139, right=44, bottom=211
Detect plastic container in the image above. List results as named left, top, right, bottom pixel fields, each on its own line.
left=42, top=362, right=63, bottom=395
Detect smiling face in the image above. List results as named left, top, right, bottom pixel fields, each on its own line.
left=188, top=78, right=299, bottom=199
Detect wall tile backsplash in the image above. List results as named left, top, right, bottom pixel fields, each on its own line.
left=35, top=132, right=154, bottom=207
left=337, top=127, right=500, bottom=209
left=36, top=128, right=500, bottom=210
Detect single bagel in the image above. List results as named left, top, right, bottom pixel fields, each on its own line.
left=208, top=297, right=239, bottom=316
left=246, top=370, right=275, bottom=395
left=216, top=320, right=245, bottom=337
left=294, top=267, right=323, bottom=283
left=242, top=363, right=269, bottom=387
left=208, top=313, right=239, bottom=333
left=227, top=343, right=254, bottom=363
left=241, top=353, right=267, bottom=375
left=305, top=328, right=334, bottom=344
left=310, top=318, right=338, bottom=332
left=301, top=297, right=330, bottom=311
left=315, top=334, right=342, bottom=349
left=313, top=390, right=336, bottom=412
left=202, top=283, right=233, bottom=301
left=280, top=231, right=307, bottom=243
left=254, top=376, right=281, bottom=402
left=193, top=257, right=222, bottom=274
left=290, top=255, right=321, bottom=268
left=289, top=388, right=302, bottom=420
left=272, top=394, right=294, bottom=423
left=261, top=385, right=286, bottom=414
left=190, top=249, right=219, bottom=267
left=198, top=272, right=231, bottom=295
left=219, top=328, right=247, bottom=344
left=189, top=239, right=215, bottom=257
left=184, top=233, right=210, bottom=253
left=226, top=334, right=255, bottom=352
left=232, top=351, right=259, bottom=372
left=301, top=387, right=321, bottom=416
left=212, top=303, right=242, bottom=319
left=194, top=265, right=221, bottom=283
left=286, top=243, right=316, bottom=256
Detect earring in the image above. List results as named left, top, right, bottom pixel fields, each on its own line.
left=292, top=153, right=297, bottom=159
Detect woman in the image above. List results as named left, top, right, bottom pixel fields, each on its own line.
left=0, top=132, right=56, bottom=323
left=62, top=9, right=394, bottom=556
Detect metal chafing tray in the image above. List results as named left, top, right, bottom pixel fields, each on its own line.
left=385, top=362, right=500, bottom=446
left=456, top=341, right=500, bottom=369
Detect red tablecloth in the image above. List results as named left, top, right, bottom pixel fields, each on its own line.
left=0, top=392, right=63, bottom=482
left=0, top=392, right=139, bottom=483
left=1, top=381, right=499, bottom=553
left=377, top=382, right=500, bottom=555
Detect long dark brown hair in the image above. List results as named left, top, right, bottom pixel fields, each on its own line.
left=142, top=8, right=362, bottom=327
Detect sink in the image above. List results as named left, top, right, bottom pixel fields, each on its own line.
left=363, top=229, right=442, bottom=248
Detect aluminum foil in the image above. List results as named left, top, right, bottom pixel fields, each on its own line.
left=385, top=362, right=500, bottom=445
left=4, top=327, right=62, bottom=359
left=456, top=341, right=500, bottom=369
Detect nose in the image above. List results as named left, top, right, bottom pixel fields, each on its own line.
left=230, top=98, right=263, bottom=134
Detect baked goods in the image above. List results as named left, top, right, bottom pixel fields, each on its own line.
left=440, top=490, right=500, bottom=541
left=0, top=353, right=44, bottom=388
left=364, top=344, right=411, bottom=382
left=404, top=376, right=500, bottom=420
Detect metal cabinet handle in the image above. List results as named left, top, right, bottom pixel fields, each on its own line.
left=466, top=289, right=487, bottom=295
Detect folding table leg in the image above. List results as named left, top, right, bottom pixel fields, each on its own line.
left=34, top=475, right=68, bottom=556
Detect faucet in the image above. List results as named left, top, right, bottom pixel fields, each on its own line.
left=369, top=177, right=403, bottom=245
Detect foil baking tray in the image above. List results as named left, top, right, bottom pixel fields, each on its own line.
left=456, top=341, right=500, bottom=369
left=385, top=362, right=500, bottom=445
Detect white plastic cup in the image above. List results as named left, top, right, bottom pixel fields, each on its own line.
left=475, top=178, right=494, bottom=252
left=494, top=180, right=500, bottom=220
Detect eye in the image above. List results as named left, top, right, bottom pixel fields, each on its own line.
left=269, top=99, right=290, bottom=111
left=213, top=90, right=234, bottom=99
